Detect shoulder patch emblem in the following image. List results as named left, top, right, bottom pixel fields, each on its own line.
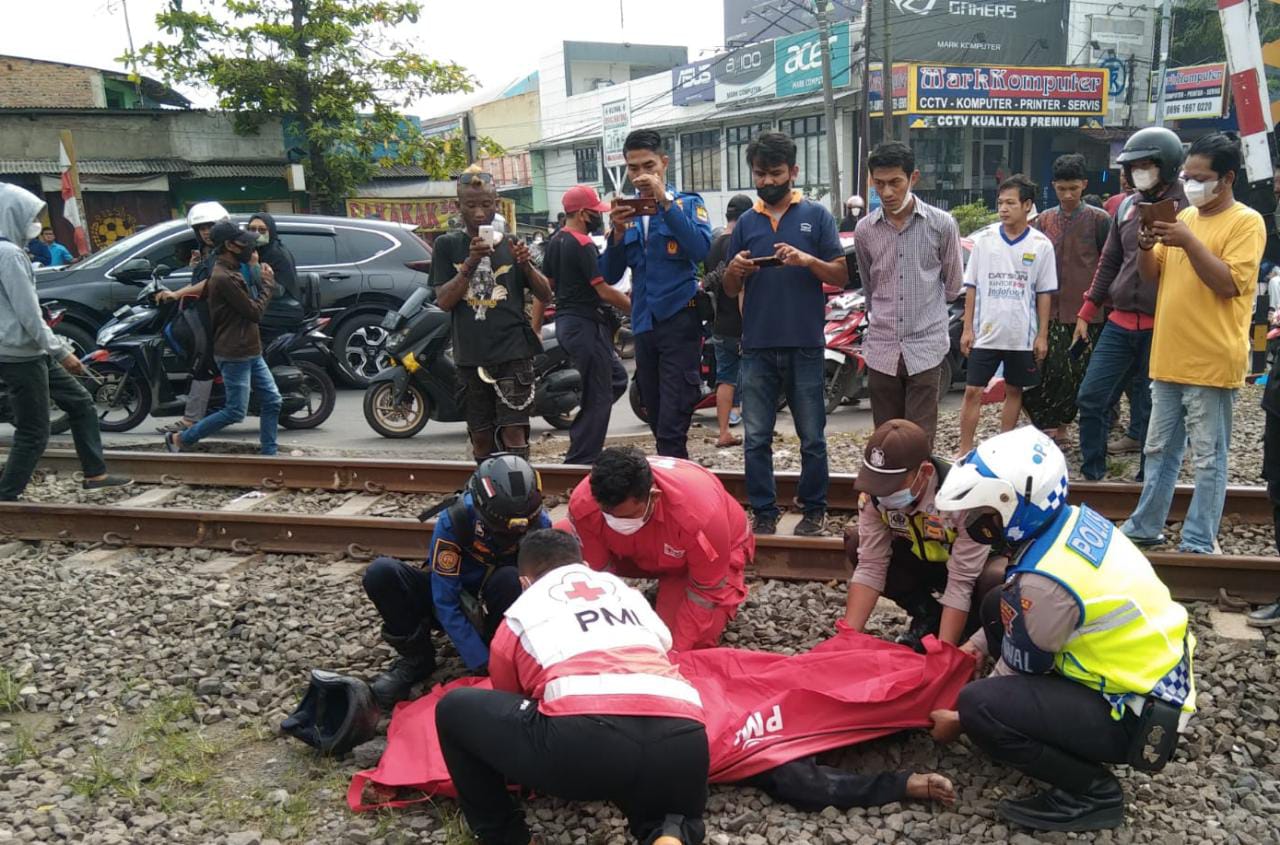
left=696, top=205, right=709, bottom=222
left=432, top=539, right=463, bottom=576
left=667, top=240, right=679, bottom=255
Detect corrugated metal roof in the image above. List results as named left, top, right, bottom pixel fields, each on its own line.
left=0, top=158, right=191, bottom=175
left=370, top=164, right=432, bottom=178
left=188, top=163, right=287, bottom=179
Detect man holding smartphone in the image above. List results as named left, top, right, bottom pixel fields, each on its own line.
left=433, top=166, right=552, bottom=462
left=603, top=129, right=712, bottom=459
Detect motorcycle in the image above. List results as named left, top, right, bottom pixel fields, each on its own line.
left=0, top=305, right=73, bottom=435
left=362, top=286, right=583, bottom=439
left=83, top=265, right=336, bottom=432
left=822, top=289, right=868, bottom=414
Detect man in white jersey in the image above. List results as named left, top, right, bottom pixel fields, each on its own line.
left=957, top=174, right=1058, bottom=456
left=435, top=529, right=707, bottom=845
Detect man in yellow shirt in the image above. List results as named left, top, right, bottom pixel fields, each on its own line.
left=1126, top=133, right=1266, bottom=553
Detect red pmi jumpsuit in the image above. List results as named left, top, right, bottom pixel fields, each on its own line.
left=566, top=456, right=753, bottom=650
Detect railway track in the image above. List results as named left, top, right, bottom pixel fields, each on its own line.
left=1, top=449, right=1277, bottom=601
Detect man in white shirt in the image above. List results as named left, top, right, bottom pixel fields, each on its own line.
left=958, top=175, right=1058, bottom=456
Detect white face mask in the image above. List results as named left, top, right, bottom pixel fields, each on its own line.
left=877, top=486, right=916, bottom=511
left=889, top=191, right=915, bottom=214
left=26, top=221, right=42, bottom=240
left=1183, top=178, right=1219, bottom=208
left=1130, top=167, right=1159, bottom=193
left=601, top=493, right=652, bottom=535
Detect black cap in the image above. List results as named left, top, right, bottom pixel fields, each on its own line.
left=854, top=419, right=931, bottom=497
left=210, top=221, right=257, bottom=249
left=726, top=194, right=753, bottom=221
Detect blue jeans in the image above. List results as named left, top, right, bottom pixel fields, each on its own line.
left=740, top=347, right=828, bottom=518
left=180, top=356, right=281, bottom=455
left=1076, top=321, right=1152, bottom=480
left=1121, top=381, right=1235, bottom=553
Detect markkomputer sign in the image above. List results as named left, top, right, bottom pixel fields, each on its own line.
left=887, top=0, right=1068, bottom=65
left=907, top=64, right=1109, bottom=128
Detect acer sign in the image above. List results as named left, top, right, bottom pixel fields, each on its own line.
left=887, top=0, right=1068, bottom=64
left=775, top=22, right=852, bottom=98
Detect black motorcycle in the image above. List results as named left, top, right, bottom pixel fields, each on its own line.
left=83, top=262, right=336, bottom=432
left=362, top=286, right=582, bottom=439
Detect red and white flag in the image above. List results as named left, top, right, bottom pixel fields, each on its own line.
left=58, top=139, right=89, bottom=255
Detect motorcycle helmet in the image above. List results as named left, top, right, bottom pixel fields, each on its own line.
left=280, top=669, right=381, bottom=756
left=469, top=453, right=543, bottom=536
left=186, top=201, right=230, bottom=229
left=935, top=427, right=1069, bottom=545
left=1116, top=127, right=1185, bottom=186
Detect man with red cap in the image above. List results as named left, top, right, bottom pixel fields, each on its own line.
left=543, top=185, right=631, bottom=464
left=842, top=419, right=1007, bottom=651
left=564, top=446, right=752, bottom=651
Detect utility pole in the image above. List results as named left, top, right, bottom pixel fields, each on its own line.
left=881, top=0, right=894, bottom=140
left=1125, top=53, right=1137, bottom=126
left=858, top=0, right=873, bottom=203
left=817, top=0, right=843, bottom=216
left=1154, top=0, right=1172, bottom=125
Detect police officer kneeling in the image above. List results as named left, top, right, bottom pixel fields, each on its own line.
left=362, top=454, right=551, bottom=706
left=929, top=427, right=1196, bottom=832
left=436, top=528, right=707, bottom=845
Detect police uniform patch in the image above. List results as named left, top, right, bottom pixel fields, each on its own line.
left=432, top=539, right=463, bottom=576
left=696, top=205, right=709, bottom=222
left=887, top=510, right=910, bottom=535
left=1000, top=595, right=1017, bottom=633
left=922, top=515, right=947, bottom=541
left=667, top=240, right=679, bottom=255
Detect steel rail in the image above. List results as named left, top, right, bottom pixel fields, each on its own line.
left=27, top=450, right=1274, bottom=524
left=0, top=502, right=1276, bottom=603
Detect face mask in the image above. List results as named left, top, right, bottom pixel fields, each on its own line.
left=965, top=512, right=1005, bottom=546
left=255, top=233, right=270, bottom=245
left=877, top=486, right=916, bottom=511
left=1184, top=178, right=1219, bottom=208
left=602, top=493, right=652, bottom=535
left=585, top=213, right=603, bottom=235
left=888, top=191, right=915, bottom=214
left=26, top=221, right=42, bottom=240
left=757, top=182, right=792, bottom=205
left=1130, top=168, right=1159, bottom=193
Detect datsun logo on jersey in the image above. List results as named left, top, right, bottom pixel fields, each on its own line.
left=734, top=705, right=785, bottom=749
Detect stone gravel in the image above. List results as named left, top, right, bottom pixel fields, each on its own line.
left=1, top=539, right=1277, bottom=845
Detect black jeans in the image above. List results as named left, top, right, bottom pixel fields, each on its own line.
left=0, top=356, right=106, bottom=500
left=634, top=307, right=702, bottom=459
left=557, top=314, right=627, bottom=465
left=436, top=687, right=708, bottom=845
left=958, top=589, right=1139, bottom=794
left=361, top=556, right=521, bottom=645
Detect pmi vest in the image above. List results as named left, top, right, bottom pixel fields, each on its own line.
left=1012, top=505, right=1196, bottom=718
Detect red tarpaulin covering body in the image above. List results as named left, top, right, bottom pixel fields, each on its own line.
left=348, top=630, right=974, bottom=811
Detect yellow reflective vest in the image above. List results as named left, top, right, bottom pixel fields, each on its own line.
left=1011, top=505, right=1196, bottom=719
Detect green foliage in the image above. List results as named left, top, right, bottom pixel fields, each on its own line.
left=126, top=0, right=494, bottom=211
left=950, top=201, right=998, bottom=236
left=1169, top=0, right=1280, bottom=66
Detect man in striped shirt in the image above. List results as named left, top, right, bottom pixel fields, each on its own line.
left=853, top=143, right=965, bottom=447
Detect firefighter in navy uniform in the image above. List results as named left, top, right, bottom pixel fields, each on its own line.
left=928, top=427, right=1196, bottom=832
left=362, top=454, right=552, bottom=707
left=603, top=128, right=713, bottom=459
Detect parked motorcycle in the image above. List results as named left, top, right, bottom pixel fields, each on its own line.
left=362, top=286, right=583, bottom=439
left=0, top=306, right=72, bottom=435
left=82, top=264, right=336, bottom=432
left=822, top=289, right=868, bottom=414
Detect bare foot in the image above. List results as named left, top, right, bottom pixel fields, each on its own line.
left=906, top=772, right=956, bottom=805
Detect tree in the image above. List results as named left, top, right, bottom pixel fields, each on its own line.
left=1169, top=0, right=1280, bottom=66
left=128, top=1, right=497, bottom=212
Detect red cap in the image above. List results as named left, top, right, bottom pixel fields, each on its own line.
left=854, top=419, right=931, bottom=497
left=562, top=185, right=610, bottom=214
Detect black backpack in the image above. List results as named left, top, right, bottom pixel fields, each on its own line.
left=163, top=298, right=216, bottom=378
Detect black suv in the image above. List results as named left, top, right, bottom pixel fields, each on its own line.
left=35, top=214, right=432, bottom=386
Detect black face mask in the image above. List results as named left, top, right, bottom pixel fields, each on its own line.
left=757, top=181, right=792, bottom=206
left=584, top=213, right=604, bottom=235
left=965, top=511, right=1005, bottom=546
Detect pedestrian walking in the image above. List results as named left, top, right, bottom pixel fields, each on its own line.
left=544, top=185, right=630, bottom=465
left=432, top=167, right=552, bottom=462
left=853, top=142, right=964, bottom=447
left=1027, top=154, right=1112, bottom=442
left=0, top=183, right=131, bottom=500
left=957, top=175, right=1057, bottom=457
left=165, top=221, right=280, bottom=455
left=1074, top=128, right=1187, bottom=479
left=1123, top=133, right=1265, bottom=554
left=723, top=131, right=845, bottom=536
left=603, top=129, right=712, bottom=459
left=701, top=193, right=752, bottom=448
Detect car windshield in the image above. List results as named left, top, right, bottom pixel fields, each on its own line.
left=72, top=223, right=177, bottom=271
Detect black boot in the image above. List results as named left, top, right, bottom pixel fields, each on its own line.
left=370, top=623, right=436, bottom=709
left=894, top=593, right=942, bottom=654
left=998, top=773, right=1124, bottom=832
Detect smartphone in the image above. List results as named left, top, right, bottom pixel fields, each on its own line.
left=1068, top=337, right=1089, bottom=361
left=615, top=196, right=660, bottom=217
left=1138, top=198, right=1178, bottom=227
left=478, top=224, right=502, bottom=246
left=750, top=256, right=784, bottom=268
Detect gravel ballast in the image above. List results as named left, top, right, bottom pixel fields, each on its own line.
left=1, top=539, right=1277, bottom=845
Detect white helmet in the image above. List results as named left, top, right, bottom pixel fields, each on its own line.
left=186, top=201, right=230, bottom=228
left=846, top=195, right=865, bottom=210
left=936, top=426, right=1069, bottom=544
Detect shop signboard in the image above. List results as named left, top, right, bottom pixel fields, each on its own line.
left=886, top=0, right=1068, bottom=65
left=907, top=64, right=1108, bottom=128
left=868, top=62, right=910, bottom=116
left=714, top=40, right=777, bottom=104
left=347, top=197, right=517, bottom=233
left=1147, top=63, right=1228, bottom=121
left=672, top=59, right=716, bottom=106
left=723, top=0, right=858, bottom=46
left=775, top=23, right=852, bottom=98
left=601, top=98, right=631, bottom=170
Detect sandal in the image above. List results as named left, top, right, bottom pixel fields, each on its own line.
left=716, top=435, right=743, bottom=448
left=156, top=418, right=195, bottom=434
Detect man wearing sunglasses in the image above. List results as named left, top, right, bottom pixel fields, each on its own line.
left=433, top=167, right=552, bottom=461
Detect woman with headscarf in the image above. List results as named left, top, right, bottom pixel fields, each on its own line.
left=247, top=212, right=304, bottom=334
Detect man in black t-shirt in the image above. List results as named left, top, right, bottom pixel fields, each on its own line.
left=544, top=185, right=631, bottom=464
left=432, top=168, right=552, bottom=461
left=702, top=194, right=752, bottom=448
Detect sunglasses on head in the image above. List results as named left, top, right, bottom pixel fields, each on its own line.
left=458, top=171, right=494, bottom=188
